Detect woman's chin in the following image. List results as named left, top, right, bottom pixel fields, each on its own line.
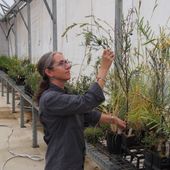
left=66, top=76, right=71, bottom=81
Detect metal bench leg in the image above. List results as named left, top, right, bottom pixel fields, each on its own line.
left=20, top=96, right=25, bottom=128
left=32, top=106, right=39, bottom=148
left=7, top=83, right=10, bottom=104
left=12, top=88, right=16, bottom=113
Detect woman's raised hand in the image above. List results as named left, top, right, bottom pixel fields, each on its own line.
left=96, top=49, right=115, bottom=88
left=100, top=49, right=115, bottom=71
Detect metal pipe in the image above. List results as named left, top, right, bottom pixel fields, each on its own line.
left=52, top=0, right=57, bottom=51
left=1, top=0, right=21, bottom=20
left=12, top=87, right=15, bottom=113
left=7, top=83, right=10, bottom=104
left=1, top=79, right=4, bottom=96
left=19, top=10, right=28, bottom=30
left=27, top=0, right=32, bottom=62
left=1, top=0, right=10, bottom=8
left=32, top=106, right=39, bottom=148
left=14, top=17, right=18, bottom=56
left=115, top=0, right=123, bottom=60
left=43, top=0, right=54, bottom=21
left=0, top=0, right=28, bottom=21
left=20, top=96, right=25, bottom=128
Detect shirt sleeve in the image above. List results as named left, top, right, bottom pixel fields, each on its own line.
left=84, top=110, right=102, bottom=127
left=41, top=82, right=105, bottom=116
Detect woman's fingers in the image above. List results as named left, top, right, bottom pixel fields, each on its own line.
left=103, top=49, right=115, bottom=60
left=115, top=117, right=126, bottom=129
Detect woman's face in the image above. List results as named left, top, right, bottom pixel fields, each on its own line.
left=45, top=52, right=71, bottom=82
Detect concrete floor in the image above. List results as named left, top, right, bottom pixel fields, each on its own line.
left=0, top=91, right=101, bottom=170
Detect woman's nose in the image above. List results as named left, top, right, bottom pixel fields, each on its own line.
left=65, top=63, right=72, bottom=69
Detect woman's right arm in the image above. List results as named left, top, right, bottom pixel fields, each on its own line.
left=41, top=82, right=105, bottom=116
left=40, top=49, right=115, bottom=116
left=96, top=49, right=115, bottom=89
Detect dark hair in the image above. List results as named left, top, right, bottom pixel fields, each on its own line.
left=36, top=52, right=56, bottom=103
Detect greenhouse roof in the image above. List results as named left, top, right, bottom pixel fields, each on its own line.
left=0, top=0, right=14, bottom=18
left=0, top=0, right=27, bottom=21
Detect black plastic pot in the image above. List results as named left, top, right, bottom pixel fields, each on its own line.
left=0, top=67, right=8, bottom=73
left=144, top=150, right=170, bottom=170
left=152, top=152, right=170, bottom=170
left=121, top=133, right=139, bottom=149
left=106, top=132, right=122, bottom=154
left=24, top=85, right=33, bottom=97
left=15, top=76, right=25, bottom=86
left=144, top=150, right=153, bottom=170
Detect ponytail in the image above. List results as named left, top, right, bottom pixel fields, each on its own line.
left=36, top=78, right=50, bottom=104
left=36, top=52, right=55, bottom=104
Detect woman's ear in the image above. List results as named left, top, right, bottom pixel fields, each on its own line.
left=44, top=68, right=53, bottom=78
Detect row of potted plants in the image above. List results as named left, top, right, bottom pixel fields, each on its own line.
left=0, top=55, right=41, bottom=98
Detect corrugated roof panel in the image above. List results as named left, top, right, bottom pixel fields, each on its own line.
left=0, top=0, right=15, bottom=19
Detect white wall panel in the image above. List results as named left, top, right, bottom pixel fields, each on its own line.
left=31, top=0, right=53, bottom=63
left=60, top=0, right=92, bottom=77
left=8, top=18, right=15, bottom=57
left=125, top=0, right=170, bottom=33
left=92, top=0, right=115, bottom=26
left=0, top=22, right=8, bottom=56
left=31, top=0, right=41, bottom=63
left=41, top=0, right=53, bottom=61
left=3, top=0, right=170, bottom=77
left=17, top=7, right=28, bottom=60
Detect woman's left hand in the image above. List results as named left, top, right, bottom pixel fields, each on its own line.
left=111, top=116, right=126, bottom=129
left=99, top=113, right=126, bottom=130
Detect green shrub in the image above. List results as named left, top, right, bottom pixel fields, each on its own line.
left=84, top=127, right=104, bottom=145
left=66, top=75, right=93, bottom=94
left=7, top=57, right=26, bottom=85
left=0, top=55, right=11, bottom=72
left=24, top=70, right=41, bottom=97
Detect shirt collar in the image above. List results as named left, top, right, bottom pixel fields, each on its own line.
left=49, top=83, right=67, bottom=93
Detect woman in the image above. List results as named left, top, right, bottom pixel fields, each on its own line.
left=36, top=49, right=126, bottom=170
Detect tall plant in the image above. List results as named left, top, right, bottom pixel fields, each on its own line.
left=134, top=2, right=170, bottom=151
left=63, top=13, right=145, bottom=133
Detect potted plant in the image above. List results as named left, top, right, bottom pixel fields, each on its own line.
left=7, top=57, right=26, bottom=85
left=84, top=127, right=104, bottom=145
left=62, top=6, right=170, bottom=166
left=24, top=69, right=41, bottom=98
left=0, top=55, right=11, bottom=73
left=62, top=13, right=144, bottom=154
left=137, top=28, right=170, bottom=170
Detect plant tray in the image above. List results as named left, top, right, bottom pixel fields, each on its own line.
left=86, top=142, right=137, bottom=170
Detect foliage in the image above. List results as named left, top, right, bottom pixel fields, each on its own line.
left=24, top=70, right=41, bottom=97
left=136, top=17, right=170, bottom=140
left=7, top=57, right=26, bottom=85
left=0, top=55, right=12, bottom=73
left=62, top=15, right=114, bottom=67
left=0, top=55, right=41, bottom=97
left=84, top=127, right=104, bottom=145
left=142, top=131, right=160, bottom=151
left=65, top=75, right=93, bottom=95
left=63, top=1, right=170, bottom=152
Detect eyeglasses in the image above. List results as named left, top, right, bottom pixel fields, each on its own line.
left=52, top=59, right=72, bottom=69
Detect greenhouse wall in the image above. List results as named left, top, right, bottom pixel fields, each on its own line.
left=15, top=7, right=28, bottom=59
left=8, top=18, right=15, bottom=57
left=0, top=22, right=8, bottom=56
left=0, top=0, right=170, bottom=77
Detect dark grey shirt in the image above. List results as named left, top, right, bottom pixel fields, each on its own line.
left=39, top=82, right=105, bottom=170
